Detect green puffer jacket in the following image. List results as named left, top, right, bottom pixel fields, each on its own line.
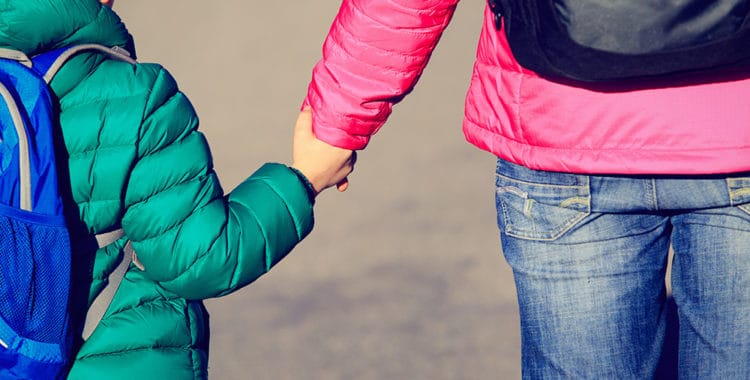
left=0, top=1, right=315, bottom=378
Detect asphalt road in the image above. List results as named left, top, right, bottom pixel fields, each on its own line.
left=116, top=1, right=521, bottom=378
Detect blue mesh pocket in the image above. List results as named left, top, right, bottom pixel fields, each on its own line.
left=0, top=206, right=71, bottom=379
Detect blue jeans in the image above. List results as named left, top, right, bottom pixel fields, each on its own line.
left=495, top=159, right=750, bottom=379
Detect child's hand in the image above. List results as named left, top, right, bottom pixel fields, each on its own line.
left=292, top=107, right=356, bottom=195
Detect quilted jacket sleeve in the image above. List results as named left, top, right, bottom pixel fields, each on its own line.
left=304, top=0, right=459, bottom=150
left=120, top=65, right=314, bottom=300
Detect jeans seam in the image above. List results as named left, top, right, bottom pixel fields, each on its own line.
left=679, top=219, right=750, bottom=232
left=652, top=179, right=659, bottom=210
left=495, top=173, right=586, bottom=189
left=504, top=210, right=590, bottom=241
left=726, top=178, right=735, bottom=207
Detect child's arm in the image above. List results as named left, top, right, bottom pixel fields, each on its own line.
left=118, top=66, right=340, bottom=300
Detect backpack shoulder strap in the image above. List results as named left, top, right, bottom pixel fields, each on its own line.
left=0, top=48, right=32, bottom=67
left=26, top=45, right=137, bottom=341
left=31, top=44, right=135, bottom=83
left=82, top=230, right=133, bottom=341
left=0, top=60, right=35, bottom=211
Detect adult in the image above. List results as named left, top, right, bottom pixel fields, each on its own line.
left=296, top=0, right=750, bottom=377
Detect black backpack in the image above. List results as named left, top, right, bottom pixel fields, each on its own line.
left=488, top=0, right=750, bottom=84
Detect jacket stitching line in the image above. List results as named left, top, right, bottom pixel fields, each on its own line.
left=77, top=345, right=191, bottom=360
left=125, top=173, right=212, bottom=230
left=67, top=143, right=136, bottom=158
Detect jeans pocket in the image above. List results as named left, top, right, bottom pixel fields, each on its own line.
left=726, top=177, right=750, bottom=215
left=496, top=170, right=591, bottom=241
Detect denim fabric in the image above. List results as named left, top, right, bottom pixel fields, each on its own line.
left=495, top=159, right=750, bottom=379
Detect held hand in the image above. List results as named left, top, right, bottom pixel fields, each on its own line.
left=292, top=107, right=356, bottom=195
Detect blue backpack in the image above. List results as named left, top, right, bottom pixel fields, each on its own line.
left=0, top=45, right=134, bottom=379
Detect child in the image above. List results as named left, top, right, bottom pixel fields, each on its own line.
left=3, top=0, right=352, bottom=378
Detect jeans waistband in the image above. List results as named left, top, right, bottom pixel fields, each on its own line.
left=496, top=158, right=750, bottom=212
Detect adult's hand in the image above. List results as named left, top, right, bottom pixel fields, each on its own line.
left=292, top=107, right=356, bottom=195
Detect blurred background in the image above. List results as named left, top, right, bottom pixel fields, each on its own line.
left=116, top=1, right=520, bottom=378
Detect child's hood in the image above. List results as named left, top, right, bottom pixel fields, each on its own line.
left=0, top=0, right=134, bottom=57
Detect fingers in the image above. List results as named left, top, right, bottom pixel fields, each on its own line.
left=336, top=177, right=349, bottom=192
left=336, top=151, right=357, bottom=192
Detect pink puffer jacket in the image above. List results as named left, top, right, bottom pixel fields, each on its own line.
left=304, top=0, right=750, bottom=175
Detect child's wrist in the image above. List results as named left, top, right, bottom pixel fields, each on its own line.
left=288, top=166, right=317, bottom=203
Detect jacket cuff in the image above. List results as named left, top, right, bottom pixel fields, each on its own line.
left=246, top=163, right=315, bottom=245
left=301, top=99, right=373, bottom=150
left=288, top=166, right=317, bottom=204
